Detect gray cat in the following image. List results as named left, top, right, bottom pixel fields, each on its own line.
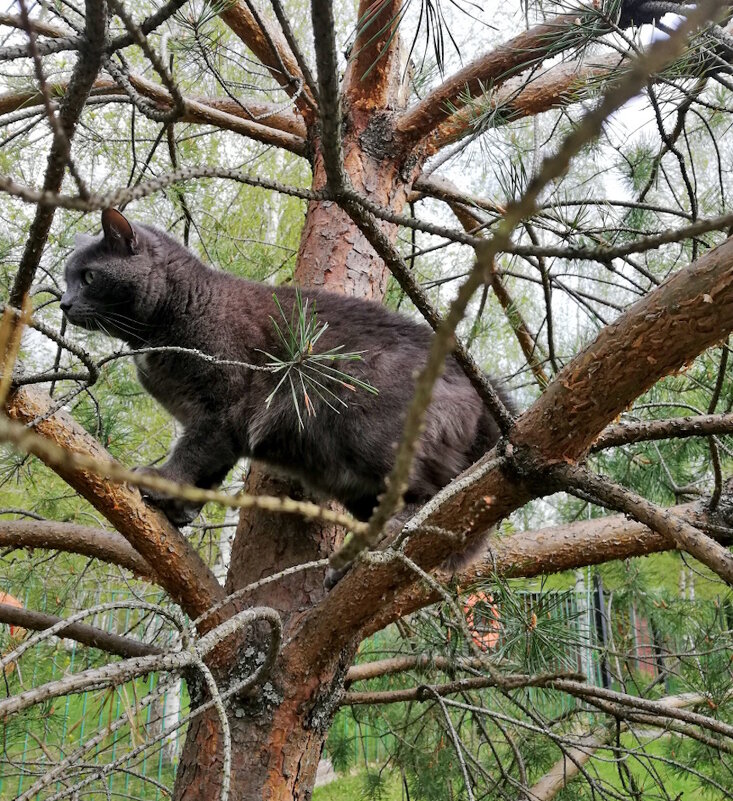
left=61, top=209, right=509, bottom=570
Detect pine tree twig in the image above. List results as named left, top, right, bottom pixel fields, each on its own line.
left=423, top=686, right=476, bottom=801
left=15, top=0, right=88, bottom=199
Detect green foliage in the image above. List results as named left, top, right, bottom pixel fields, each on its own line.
left=259, top=289, right=378, bottom=428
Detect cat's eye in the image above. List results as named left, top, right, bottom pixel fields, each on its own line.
left=82, top=270, right=95, bottom=286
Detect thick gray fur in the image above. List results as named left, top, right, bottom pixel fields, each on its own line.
left=61, top=211, right=510, bottom=572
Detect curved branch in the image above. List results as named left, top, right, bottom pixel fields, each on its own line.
left=0, top=603, right=160, bottom=658
left=553, top=463, right=733, bottom=584
left=0, top=605, right=281, bottom=719
left=0, top=519, right=154, bottom=578
left=4, top=387, right=225, bottom=623
left=118, top=70, right=307, bottom=154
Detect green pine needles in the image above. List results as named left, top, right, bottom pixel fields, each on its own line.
left=258, top=289, right=378, bottom=429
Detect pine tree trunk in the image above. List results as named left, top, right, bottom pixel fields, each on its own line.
left=173, top=126, right=414, bottom=799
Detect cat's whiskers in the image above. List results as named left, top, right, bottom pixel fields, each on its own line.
left=102, top=309, right=155, bottom=329
left=97, top=313, right=154, bottom=346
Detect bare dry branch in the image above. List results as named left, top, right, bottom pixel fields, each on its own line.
left=0, top=603, right=160, bottom=659
left=592, top=412, right=733, bottom=450
left=0, top=605, right=281, bottom=718
left=342, top=671, right=585, bottom=705
left=9, top=0, right=108, bottom=306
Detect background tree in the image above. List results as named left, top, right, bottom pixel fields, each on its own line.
left=0, top=0, right=733, bottom=799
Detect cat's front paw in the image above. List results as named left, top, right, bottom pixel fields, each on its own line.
left=132, top=467, right=202, bottom=527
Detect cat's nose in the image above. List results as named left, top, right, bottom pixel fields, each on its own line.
left=59, top=296, right=71, bottom=313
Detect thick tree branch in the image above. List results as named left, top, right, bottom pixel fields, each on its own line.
left=4, top=387, right=225, bottom=622
left=346, top=654, right=485, bottom=683
left=218, top=1, right=316, bottom=118
left=0, top=603, right=160, bottom=659
left=395, top=13, right=599, bottom=148
left=0, top=519, right=154, bottom=578
left=344, top=0, right=403, bottom=110
left=410, top=175, right=505, bottom=215
left=0, top=12, right=68, bottom=39
left=426, top=52, right=622, bottom=154
left=363, top=497, right=733, bottom=637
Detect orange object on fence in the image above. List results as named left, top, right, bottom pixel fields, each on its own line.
left=0, top=592, right=24, bottom=637
left=463, top=592, right=501, bottom=651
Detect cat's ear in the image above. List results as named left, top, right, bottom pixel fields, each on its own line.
left=101, top=208, right=138, bottom=255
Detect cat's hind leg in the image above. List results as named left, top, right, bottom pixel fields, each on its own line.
left=324, top=502, right=420, bottom=590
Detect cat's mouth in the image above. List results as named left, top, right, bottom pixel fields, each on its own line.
left=63, top=308, right=103, bottom=331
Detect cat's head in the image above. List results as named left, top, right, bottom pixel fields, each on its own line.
left=61, top=209, right=162, bottom=344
